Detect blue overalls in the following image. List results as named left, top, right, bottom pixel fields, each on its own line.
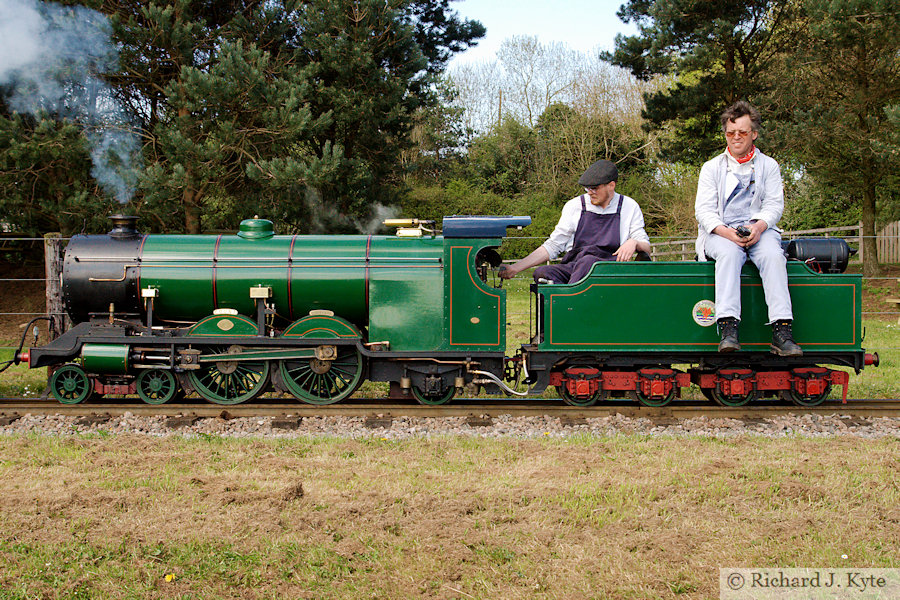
left=534, top=194, right=623, bottom=284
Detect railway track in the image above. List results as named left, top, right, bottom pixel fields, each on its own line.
left=1, top=397, right=899, bottom=420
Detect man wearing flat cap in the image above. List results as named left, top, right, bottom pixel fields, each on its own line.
left=500, top=159, right=651, bottom=283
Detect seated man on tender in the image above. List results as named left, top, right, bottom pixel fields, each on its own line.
left=695, top=100, right=802, bottom=356
left=499, top=159, right=651, bottom=284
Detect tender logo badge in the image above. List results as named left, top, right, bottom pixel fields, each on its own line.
left=692, top=300, right=716, bottom=327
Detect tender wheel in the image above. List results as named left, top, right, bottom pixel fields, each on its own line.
left=710, top=386, right=755, bottom=407
left=280, top=346, right=364, bottom=405
left=556, top=385, right=602, bottom=407
left=50, top=364, right=93, bottom=404
left=630, top=388, right=675, bottom=407
left=187, top=346, right=270, bottom=405
left=136, top=369, right=179, bottom=405
left=412, top=385, right=455, bottom=405
left=787, top=384, right=832, bottom=407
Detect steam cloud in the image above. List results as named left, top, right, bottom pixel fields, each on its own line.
left=301, top=187, right=399, bottom=235
left=0, top=0, right=140, bottom=203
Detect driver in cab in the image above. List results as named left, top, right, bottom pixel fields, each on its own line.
left=499, top=159, right=651, bottom=284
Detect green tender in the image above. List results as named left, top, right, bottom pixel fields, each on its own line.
left=537, top=261, right=861, bottom=353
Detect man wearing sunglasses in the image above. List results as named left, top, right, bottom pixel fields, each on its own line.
left=500, top=159, right=651, bottom=284
left=695, top=101, right=802, bottom=356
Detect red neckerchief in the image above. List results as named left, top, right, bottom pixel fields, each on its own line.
left=727, top=145, right=755, bottom=164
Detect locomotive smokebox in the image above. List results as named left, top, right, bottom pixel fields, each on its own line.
left=63, top=217, right=145, bottom=321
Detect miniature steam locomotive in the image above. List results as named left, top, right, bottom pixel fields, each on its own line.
left=20, top=215, right=877, bottom=407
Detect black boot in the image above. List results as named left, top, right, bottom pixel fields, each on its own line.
left=771, top=320, right=803, bottom=357
left=717, top=317, right=740, bottom=352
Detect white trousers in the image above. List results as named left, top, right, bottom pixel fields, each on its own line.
left=704, top=229, right=793, bottom=324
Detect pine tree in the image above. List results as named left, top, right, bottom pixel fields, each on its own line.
left=0, top=111, right=117, bottom=235
left=603, top=0, right=799, bottom=164
left=765, top=0, right=900, bottom=276
left=110, top=0, right=483, bottom=233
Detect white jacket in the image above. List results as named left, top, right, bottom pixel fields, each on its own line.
left=695, top=148, right=784, bottom=261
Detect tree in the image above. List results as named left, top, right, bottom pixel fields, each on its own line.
left=604, top=0, right=800, bottom=163
left=765, top=0, right=900, bottom=275
left=121, top=0, right=485, bottom=233
left=400, top=79, right=470, bottom=183
left=464, top=117, right=536, bottom=197
left=532, top=102, right=650, bottom=200
left=0, top=112, right=117, bottom=235
left=1, top=0, right=484, bottom=235
left=0, top=0, right=141, bottom=234
left=447, top=59, right=502, bottom=133
left=107, top=0, right=356, bottom=233
left=495, top=36, right=579, bottom=127
left=451, top=37, right=602, bottom=133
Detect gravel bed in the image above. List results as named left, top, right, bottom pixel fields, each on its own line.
left=0, top=412, right=898, bottom=439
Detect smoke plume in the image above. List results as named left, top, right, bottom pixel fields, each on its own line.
left=0, top=0, right=140, bottom=203
left=300, top=187, right=400, bottom=235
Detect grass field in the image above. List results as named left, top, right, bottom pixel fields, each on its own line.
left=0, top=434, right=898, bottom=599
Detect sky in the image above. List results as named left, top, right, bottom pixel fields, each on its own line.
left=447, top=0, right=638, bottom=67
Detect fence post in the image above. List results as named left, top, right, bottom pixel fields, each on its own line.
left=858, top=220, right=864, bottom=266
left=43, top=233, right=66, bottom=342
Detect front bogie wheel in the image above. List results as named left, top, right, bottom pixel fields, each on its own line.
left=50, top=364, right=93, bottom=404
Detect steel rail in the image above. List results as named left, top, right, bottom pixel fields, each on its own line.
left=1, top=398, right=899, bottom=419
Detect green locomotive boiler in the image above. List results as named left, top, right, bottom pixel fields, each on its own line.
left=26, top=215, right=528, bottom=405
left=21, top=215, right=877, bottom=407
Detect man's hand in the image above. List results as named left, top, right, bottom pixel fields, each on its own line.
left=743, top=220, right=768, bottom=247
left=613, top=238, right=638, bottom=262
left=712, top=224, right=758, bottom=248
left=499, top=266, right=518, bottom=280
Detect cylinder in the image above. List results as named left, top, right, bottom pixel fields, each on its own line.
left=81, top=343, right=130, bottom=374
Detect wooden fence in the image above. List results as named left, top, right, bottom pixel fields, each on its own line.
left=650, top=222, right=865, bottom=262
left=877, top=220, right=900, bottom=263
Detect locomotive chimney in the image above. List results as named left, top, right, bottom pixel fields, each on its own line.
left=108, top=215, right=140, bottom=240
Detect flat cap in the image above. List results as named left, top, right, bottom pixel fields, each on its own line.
left=578, top=160, right=618, bottom=186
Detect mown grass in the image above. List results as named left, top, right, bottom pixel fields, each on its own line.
left=0, top=348, right=45, bottom=398
left=0, top=434, right=897, bottom=599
